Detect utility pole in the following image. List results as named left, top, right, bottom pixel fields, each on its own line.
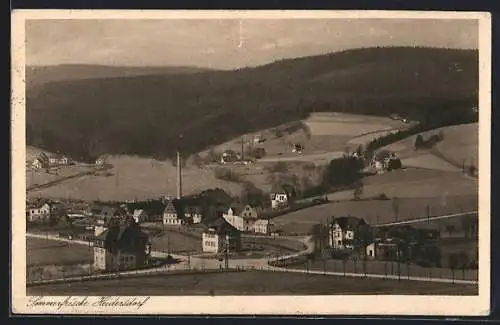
left=224, top=235, right=229, bottom=270
left=241, top=137, right=244, bottom=162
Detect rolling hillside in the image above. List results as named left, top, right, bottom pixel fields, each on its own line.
left=26, top=47, right=478, bottom=162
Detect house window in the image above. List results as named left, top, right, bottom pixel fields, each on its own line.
left=337, top=240, right=341, bottom=246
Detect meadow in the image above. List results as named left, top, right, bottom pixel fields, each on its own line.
left=382, top=122, right=478, bottom=170
left=27, top=238, right=93, bottom=266
left=272, top=168, right=478, bottom=235
left=27, top=270, right=478, bottom=296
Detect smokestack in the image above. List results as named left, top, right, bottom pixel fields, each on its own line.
left=176, top=151, right=182, bottom=199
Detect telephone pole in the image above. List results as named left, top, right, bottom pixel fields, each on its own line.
left=224, top=235, right=229, bottom=270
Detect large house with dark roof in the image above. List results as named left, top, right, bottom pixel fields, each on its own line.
left=328, top=216, right=368, bottom=250
left=202, top=217, right=241, bottom=253
left=93, top=221, right=151, bottom=271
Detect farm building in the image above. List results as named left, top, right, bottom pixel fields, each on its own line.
left=202, top=217, right=241, bottom=253
left=93, top=221, right=151, bottom=271
left=365, top=239, right=404, bottom=260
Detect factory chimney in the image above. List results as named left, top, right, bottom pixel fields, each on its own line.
left=176, top=150, right=182, bottom=199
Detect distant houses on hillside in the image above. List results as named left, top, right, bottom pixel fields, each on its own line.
left=30, top=152, right=73, bottom=170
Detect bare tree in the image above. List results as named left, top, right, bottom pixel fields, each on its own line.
left=352, top=181, right=364, bottom=201
left=392, top=197, right=400, bottom=222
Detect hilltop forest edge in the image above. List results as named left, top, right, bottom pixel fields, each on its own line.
left=26, top=47, right=478, bottom=163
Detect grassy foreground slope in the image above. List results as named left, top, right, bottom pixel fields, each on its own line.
left=27, top=47, right=478, bottom=162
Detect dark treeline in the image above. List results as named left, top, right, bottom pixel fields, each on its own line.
left=106, top=188, right=234, bottom=222
left=26, top=47, right=478, bottom=162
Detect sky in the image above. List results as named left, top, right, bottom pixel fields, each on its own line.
left=26, top=18, right=478, bottom=70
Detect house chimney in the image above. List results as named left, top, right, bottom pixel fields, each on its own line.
left=176, top=150, right=182, bottom=199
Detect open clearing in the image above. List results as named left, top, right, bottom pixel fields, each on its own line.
left=204, top=113, right=406, bottom=164
left=27, top=155, right=244, bottom=201
left=272, top=194, right=477, bottom=235
left=27, top=270, right=477, bottom=296
left=27, top=238, right=92, bottom=266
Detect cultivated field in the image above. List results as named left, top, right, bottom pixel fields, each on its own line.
left=27, top=270, right=478, bottom=296
left=203, top=113, right=406, bottom=164
left=27, top=238, right=92, bottom=266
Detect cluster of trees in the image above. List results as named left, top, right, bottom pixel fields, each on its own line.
left=27, top=47, right=477, bottom=162
left=414, top=131, right=444, bottom=150
left=321, top=156, right=365, bottom=190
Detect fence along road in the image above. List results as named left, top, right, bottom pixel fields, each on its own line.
left=26, top=230, right=478, bottom=285
left=374, top=211, right=478, bottom=227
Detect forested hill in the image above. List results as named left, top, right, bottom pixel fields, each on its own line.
left=26, top=64, right=213, bottom=88
left=26, top=47, right=478, bottom=162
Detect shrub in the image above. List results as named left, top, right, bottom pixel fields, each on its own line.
left=214, top=167, right=239, bottom=182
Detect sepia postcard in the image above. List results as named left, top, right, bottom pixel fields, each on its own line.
left=11, top=10, right=491, bottom=316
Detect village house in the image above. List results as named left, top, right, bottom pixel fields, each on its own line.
left=26, top=199, right=52, bottom=223
left=48, top=153, right=71, bottom=167
left=270, top=184, right=296, bottom=209
left=31, top=152, right=50, bottom=170
left=370, top=150, right=402, bottom=174
left=162, top=199, right=184, bottom=225
left=93, top=220, right=151, bottom=271
left=329, top=216, right=368, bottom=250
left=162, top=197, right=205, bottom=225
left=184, top=205, right=203, bottom=224
left=88, top=204, right=126, bottom=236
left=95, top=154, right=109, bottom=168
left=222, top=204, right=260, bottom=232
left=252, top=218, right=273, bottom=234
left=31, top=157, right=45, bottom=170
left=202, top=217, right=241, bottom=254
left=220, top=150, right=241, bottom=164
left=132, top=209, right=148, bottom=223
